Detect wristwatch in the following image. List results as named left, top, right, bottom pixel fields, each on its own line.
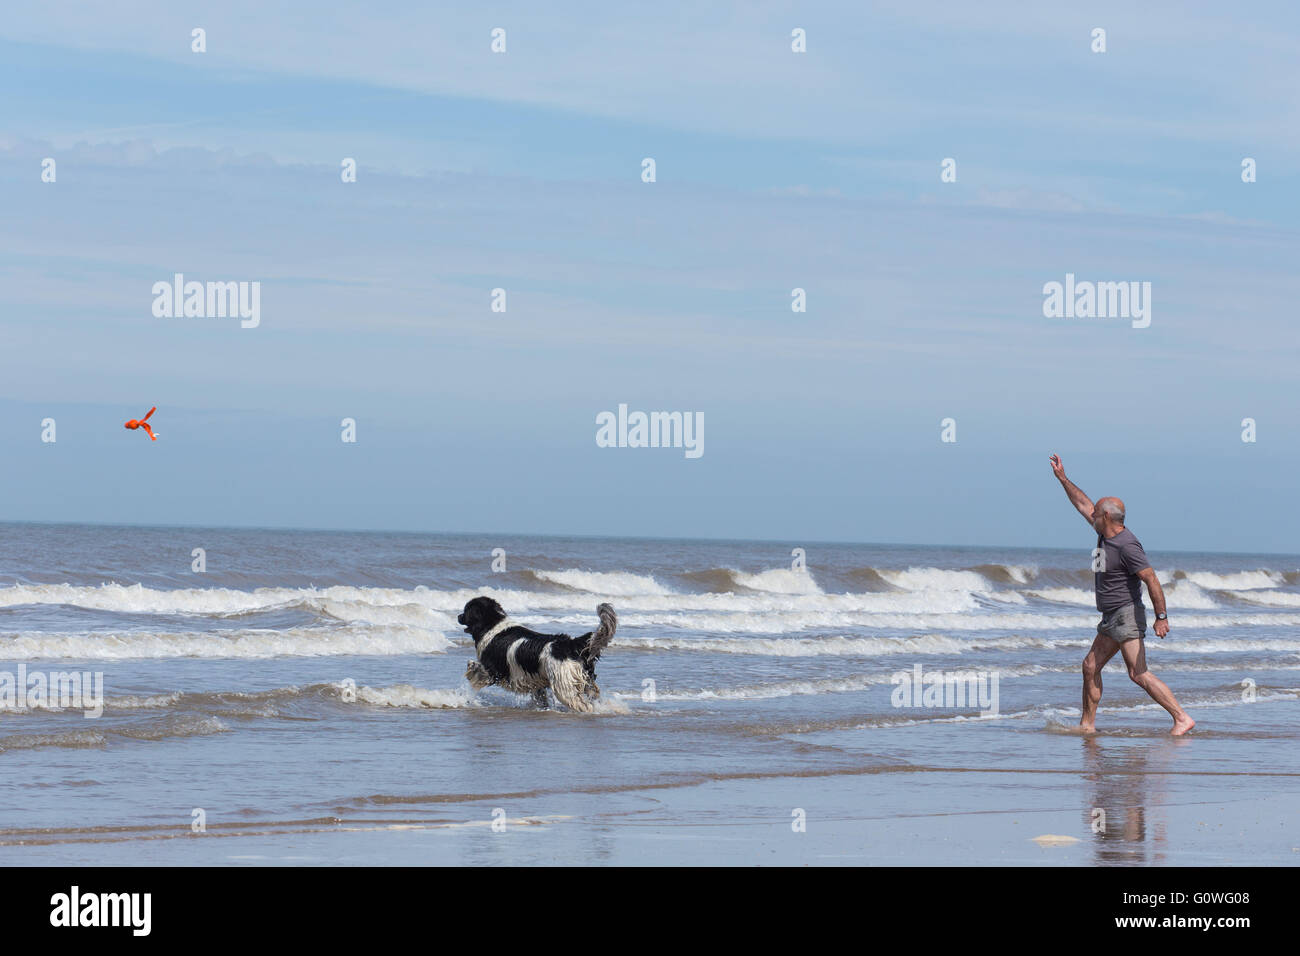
left=1155, top=613, right=1168, bottom=620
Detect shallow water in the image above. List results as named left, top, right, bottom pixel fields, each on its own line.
left=1, top=523, right=1296, bottom=864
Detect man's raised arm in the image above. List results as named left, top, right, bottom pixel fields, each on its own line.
left=1050, top=455, right=1095, bottom=527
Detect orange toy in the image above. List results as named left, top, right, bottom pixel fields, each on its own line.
left=124, top=406, right=159, bottom=440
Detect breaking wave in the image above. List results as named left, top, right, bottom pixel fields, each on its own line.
left=0, top=624, right=455, bottom=660
left=528, top=569, right=671, bottom=596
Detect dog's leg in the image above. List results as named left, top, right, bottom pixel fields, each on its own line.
left=552, top=668, right=594, bottom=713
left=541, top=655, right=594, bottom=713
left=554, top=687, right=593, bottom=713
left=465, top=661, right=493, bottom=690
left=532, top=688, right=550, bottom=709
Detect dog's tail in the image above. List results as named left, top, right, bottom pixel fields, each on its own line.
left=582, top=603, right=617, bottom=663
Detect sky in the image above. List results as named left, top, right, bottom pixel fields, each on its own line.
left=1, top=1, right=1298, bottom=552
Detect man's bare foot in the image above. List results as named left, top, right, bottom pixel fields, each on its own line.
left=1171, top=714, right=1196, bottom=736
left=1078, top=721, right=1096, bottom=734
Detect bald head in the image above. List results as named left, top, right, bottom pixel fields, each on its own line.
left=1091, top=496, right=1126, bottom=534
left=1098, top=497, right=1126, bottom=522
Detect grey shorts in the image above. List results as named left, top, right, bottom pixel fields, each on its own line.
left=1098, top=602, right=1146, bottom=643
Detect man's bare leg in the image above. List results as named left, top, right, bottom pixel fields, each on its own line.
left=1120, top=638, right=1195, bottom=736
left=1081, top=633, right=1121, bottom=732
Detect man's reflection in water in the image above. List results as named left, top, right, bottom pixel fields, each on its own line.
left=1083, top=735, right=1185, bottom=864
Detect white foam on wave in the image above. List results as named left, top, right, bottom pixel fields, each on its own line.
left=731, top=568, right=823, bottom=594
left=1028, top=581, right=1219, bottom=611
left=114, top=714, right=229, bottom=741
left=1181, top=570, right=1285, bottom=591
left=617, top=630, right=1300, bottom=656
left=1228, top=589, right=1300, bottom=608
left=352, top=683, right=480, bottom=709
left=7, top=579, right=1300, bottom=660
left=619, top=663, right=1050, bottom=701
left=792, top=685, right=1300, bottom=735
left=616, top=632, right=1062, bottom=657
left=0, top=582, right=466, bottom=622
left=531, top=569, right=671, bottom=596
left=348, top=682, right=630, bottom=715
left=0, top=576, right=1077, bottom=624
left=1026, top=586, right=1096, bottom=606
left=0, top=582, right=294, bottom=614
left=980, top=590, right=1027, bottom=605
left=103, top=691, right=183, bottom=710
left=0, top=624, right=455, bottom=660
left=627, top=673, right=890, bottom=700
left=314, top=599, right=456, bottom=628
left=1159, top=581, right=1220, bottom=610
left=442, top=588, right=987, bottom=622
left=611, top=605, right=1300, bottom=634
left=1150, top=638, right=1300, bottom=654
left=1003, top=564, right=1037, bottom=584
left=880, top=568, right=991, bottom=592
left=1042, top=687, right=1300, bottom=719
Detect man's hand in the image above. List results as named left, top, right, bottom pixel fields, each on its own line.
left=1050, top=454, right=1066, bottom=480
left=1137, top=568, right=1170, bottom=639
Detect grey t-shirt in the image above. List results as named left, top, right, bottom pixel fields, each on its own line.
left=1095, top=528, right=1152, bottom=611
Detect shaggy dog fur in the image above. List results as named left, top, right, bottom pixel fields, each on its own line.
left=457, top=597, right=617, bottom=712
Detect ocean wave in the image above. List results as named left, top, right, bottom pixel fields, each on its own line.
left=313, top=599, right=456, bottom=628
left=603, top=606, right=1300, bottom=634
left=730, top=568, right=823, bottom=594
left=616, top=663, right=1050, bottom=701
left=528, top=569, right=672, bottom=596
left=5, top=580, right=1300, bottom=646
left=615, top=630, right=1300, bottom=656
left=0, top=729, right=107, bottom=751
left=679, top=568, right=743, bottom=592
left=0, top=714, right=227, bottom=752
left=615, top=633, right=1062, bottom=657
left=1026, top=581, right=1220, bottom=610
left=842, top=567, right=894, bottom=591
left=349, top=682, right=629, bottom=714
left=978, top=590, right=1027, bottom=605
left=1041, top=687, right=1300, bottom=720
left=102, top=691, right=183, bottom=710
left=0, top=583, right=464, bottom=630
left=1177, top=570, right=1286, bottom=590
left=778, top=686, right=1300, bottom=736
left=968, top=564, right=1038, bottom=585
left=112, top=714, right=229, bottom=741
left=0, top=581, right=985, bottom=618
left=879, top=567, right=991, bottom=592
left=98, top=684, right=335, bottom=717
left=1160, top=581, right=1228, bottom=610
left=1145, top=638, right=1300, bottom=654
left=353, top=683, right=481, bottom=709
left=0, top=624, right=455, bottom=660
left=675, top=566, right=830, bottom=595
left=1225, top=589, right=1300, bottom=607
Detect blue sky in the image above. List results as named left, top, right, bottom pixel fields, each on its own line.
left=1, top=1, right=1298, bottom=552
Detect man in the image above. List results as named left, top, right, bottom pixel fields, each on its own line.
left=1050, top=455, right=1195, bottom=736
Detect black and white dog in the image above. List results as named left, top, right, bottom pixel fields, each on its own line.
left=457, top=597, right=617, bottom=712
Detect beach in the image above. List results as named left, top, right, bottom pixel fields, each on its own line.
left=1, top=522, right=1296, bottom=865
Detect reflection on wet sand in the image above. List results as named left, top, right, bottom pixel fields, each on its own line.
left=1083, top=736, right=1191, bottom=864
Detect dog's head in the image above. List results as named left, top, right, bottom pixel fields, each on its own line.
left=457, top=596, right=506, bottom=641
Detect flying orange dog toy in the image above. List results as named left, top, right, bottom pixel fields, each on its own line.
left=124, top=406, right=159, bottom=441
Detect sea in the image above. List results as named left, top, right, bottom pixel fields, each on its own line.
left=1, top=522, right=1296, bottom=865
